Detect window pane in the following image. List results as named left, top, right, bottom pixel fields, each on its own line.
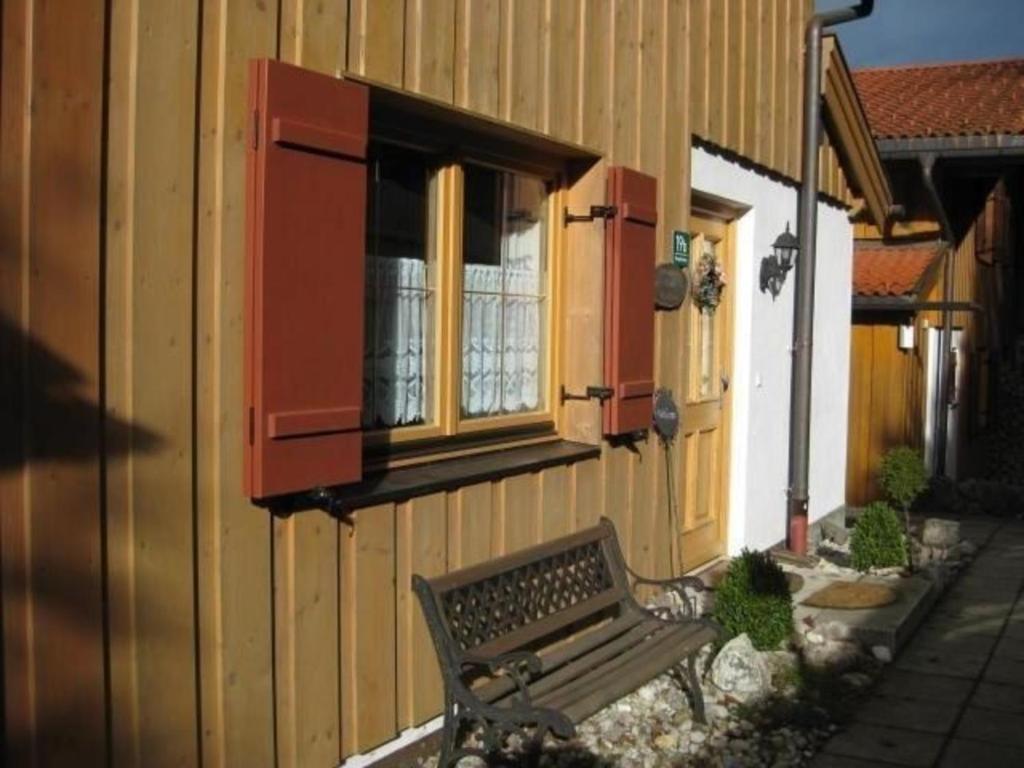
left=461, top=166, right=548, bottom=418
left=363, top=144, right=435, bottom=429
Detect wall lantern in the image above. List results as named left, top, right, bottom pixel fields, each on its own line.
left=760, top=223, right=799, bottom=299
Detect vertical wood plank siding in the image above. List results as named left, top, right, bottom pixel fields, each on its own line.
left=0, top=1, right=859, bottom=765
left=846, top=209, right=987, bottom=506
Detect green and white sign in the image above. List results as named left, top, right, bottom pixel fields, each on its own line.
left=672, top=230, right=691, bottom=268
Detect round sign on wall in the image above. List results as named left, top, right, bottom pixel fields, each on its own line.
left=655, top=264, right=689, bottom=310
left=652, top=388, right=680, bottom=441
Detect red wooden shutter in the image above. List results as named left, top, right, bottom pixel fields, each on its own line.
left=245, top=59, right=368, bottom=498
left=603, top=166, right=657, bottom=436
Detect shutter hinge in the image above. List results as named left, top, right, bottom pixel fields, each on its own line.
left=563, top=205, right=617, bottom=227
left=560, top=385, right=614, bottom=404
left=248, top=406, right=255, bottom=444
left=252, top=110, right=259, bottom=149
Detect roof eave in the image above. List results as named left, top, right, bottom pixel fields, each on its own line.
left=822, top=35, right=895, bottom=228
left=877, top=134, right=1024, bottom=160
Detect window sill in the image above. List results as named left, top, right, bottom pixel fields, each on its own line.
left=276, top=440, right=600, bottom=514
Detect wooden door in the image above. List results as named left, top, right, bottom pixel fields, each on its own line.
left=678, top=214, right=733, bottom=569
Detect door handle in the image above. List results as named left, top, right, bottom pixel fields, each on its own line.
left=721, top=373, right=730, bottom=392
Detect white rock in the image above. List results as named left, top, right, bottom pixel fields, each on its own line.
left=690, top=730, right=707, bottom=745
left=871, top=566, right=905, bottom=577
left=820, top=620, right=852, bottom=641
left=872, top=645, right=893, bottom=663
left=709, top=634, right=772, bottom=702
left=805, top=631, right=825, bottom=645
left=803, top=640, right=861, bottom=670
left=922, top=518, right=960, bottom=547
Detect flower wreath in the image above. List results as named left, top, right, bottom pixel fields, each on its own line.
left=693, top=250, right=727, bottom=313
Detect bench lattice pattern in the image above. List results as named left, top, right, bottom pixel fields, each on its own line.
left=440, top=541, right=613, bottom=650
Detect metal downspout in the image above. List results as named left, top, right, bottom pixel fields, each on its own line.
left=787, top=0, right=875, bottom=555
left=920, top=154, right=956, bottom=476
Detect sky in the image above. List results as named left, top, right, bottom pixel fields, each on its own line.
left=816, top=0, right=1024, bottom=69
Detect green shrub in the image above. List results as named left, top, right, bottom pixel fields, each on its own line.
left=879, top=447, right=928, bottom=513
left=878, top=447, right=928, bottom=568
left=850, top=502, right=906, bottom=571
left=714, top=549, right=793, bottom=650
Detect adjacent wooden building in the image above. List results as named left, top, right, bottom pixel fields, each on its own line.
left=1, top=2, right=884, bottom=766
left=847, top=59, right=1024, bottom=505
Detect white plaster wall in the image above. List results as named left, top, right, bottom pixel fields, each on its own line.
left=690, top=145, right=852, bottom=554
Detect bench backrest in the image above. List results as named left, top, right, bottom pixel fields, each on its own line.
left=417, top=520, right=630, bottom=660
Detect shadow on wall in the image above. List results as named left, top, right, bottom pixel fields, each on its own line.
left=0, top=311, right=164, bottom=764
left=0, top=312, right=161, bottom=468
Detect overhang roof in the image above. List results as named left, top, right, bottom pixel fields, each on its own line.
left=822, top=35, right=894, bottom=229
left=853, top=241, right=942, bottom=298
left=852, top=58, right=1024, bottom=140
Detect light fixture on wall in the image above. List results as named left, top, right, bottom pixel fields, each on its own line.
left=760, top=223, right=799, bottom=300
left=898, top=323, right=915, bottom=351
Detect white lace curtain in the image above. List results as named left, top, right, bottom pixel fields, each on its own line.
left=363, top=256, right=429, bottom=427
left=461, top=216, right=544, bottom=417
left=363, top=185, right=546, bottom=427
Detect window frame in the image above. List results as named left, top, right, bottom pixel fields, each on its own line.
left=362, top=149, right=565, bottom=463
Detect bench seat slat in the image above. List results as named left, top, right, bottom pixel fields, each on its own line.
left=471, top=613, right=649, bottom=702
left=489, top=618, right=672, bottom=705
left=543, top=625, right=719, bottom=724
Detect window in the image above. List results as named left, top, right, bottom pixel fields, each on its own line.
left=244, top=62, right=650, bottom=497
left=363, top=144, right=557, bottom=453
left=461, top=166, right=548, bottom=419
left=363, top=145, right=436, bottom=430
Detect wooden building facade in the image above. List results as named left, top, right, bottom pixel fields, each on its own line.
left=0, top=2, right=877, bottom=766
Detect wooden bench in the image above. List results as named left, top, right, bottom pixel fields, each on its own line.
left=413, top=518, right=721, bottom=767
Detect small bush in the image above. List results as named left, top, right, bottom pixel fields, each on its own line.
left=878, top=447, right=928, bottom=568
left=879, top=446, right=928, bottom=513
left=714, top=549, right=793, bottom=650
left=850, top=502, right=906, bottom=571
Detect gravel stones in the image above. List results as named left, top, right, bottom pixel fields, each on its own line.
left=709, top=634, right=772, bottom=702
left=922, top=518, right=961, bottom=547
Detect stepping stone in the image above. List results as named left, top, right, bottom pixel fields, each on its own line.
left=801, top=581, right=898, bottom=609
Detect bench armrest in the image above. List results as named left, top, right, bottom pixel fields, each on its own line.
left=460, top=650, right=542, bottom=705
left=622, top=562, right=710, bottom=621
left=630, top=573, right=708, bottom=593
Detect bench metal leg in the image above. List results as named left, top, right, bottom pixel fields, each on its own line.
left=439, top=691, right=459, bottom=768
left=685, top=653, right=707, bottom=725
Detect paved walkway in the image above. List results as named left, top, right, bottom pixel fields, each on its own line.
left=812, top=517, right=1024, bottom=767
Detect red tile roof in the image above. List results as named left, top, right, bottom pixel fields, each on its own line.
left=852, top=58, right=1024, bottom=139
left=853, top=243, right=940, bottom=297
